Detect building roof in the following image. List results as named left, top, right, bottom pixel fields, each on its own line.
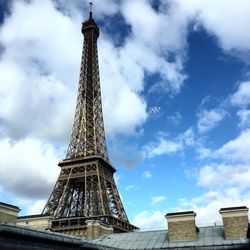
left=0, top=223, right=249, bottom=249
left=18, top=213, right=51, bottom=219
left=0, top=223, right=82, bottom=245
left=220, top=206, right=248, bottom=211
left=84, top=226, right=250, bottom=249
left=165, top=211, right=195, bottom=216
left=0, top=201, right=20, bottom=210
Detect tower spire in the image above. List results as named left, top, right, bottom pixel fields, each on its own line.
left=42, top=4, right=137, bottom=237
left=89, top=1, right=93, bottom=19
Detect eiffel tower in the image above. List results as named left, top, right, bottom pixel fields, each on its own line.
left=42, top=4, right=137, bottom=236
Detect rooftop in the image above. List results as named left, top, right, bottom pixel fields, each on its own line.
left=220, top=206, right=248, bottom=211
left=165, top=211, right=195, bottom=216
left=2, top=223, right=249, bottom=250
left=18, top=213, right=51, bottom=219
left=86, top=226, right=250, bottom=249
left=0, top=201, right=20, bottom=210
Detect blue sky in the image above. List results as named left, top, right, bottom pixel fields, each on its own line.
left=0, top=0, right=250, bottom=230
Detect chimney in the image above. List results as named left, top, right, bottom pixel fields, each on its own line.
left=219, top=206, right=249, bottom=239
left=86, top=220, right=113, bottom=239
left=165, top=211, right=197, bottom=241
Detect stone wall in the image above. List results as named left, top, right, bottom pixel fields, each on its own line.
left=165, top=211, right=197, bottom=242
left=223, top=216, right=248, bottom=239
left=86, top=220, right=113, bottom=240
left=0, top=212, right=17, bottom=223
left=51, top=220, right=113, bottom=239
left=17, top=215, right=52, bottom=230
left=168, top=220, right=196, bottom=241
left=0, top=203, right=20, bottom=224
left=220, top=206, right=249, bottom=240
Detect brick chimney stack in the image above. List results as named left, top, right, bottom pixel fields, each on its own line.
left=219, top=206, right=249, bottom=239
left=165, top=211, right=197, bottom=242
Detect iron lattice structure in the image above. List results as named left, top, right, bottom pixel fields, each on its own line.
left=42, top=12, right=137, bottom=233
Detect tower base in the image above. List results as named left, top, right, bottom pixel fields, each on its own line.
left=51, top=216, right=137, bottom=239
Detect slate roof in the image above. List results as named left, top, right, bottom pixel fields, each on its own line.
left=1, top=223, right=249, bottom=249
left=83, top=226, right=250, bottom=249
left=0, top=201, right=20, bottom=210
left=18, top=213, right=51, bottom=219
left=0, top=223, right=82, bottom=245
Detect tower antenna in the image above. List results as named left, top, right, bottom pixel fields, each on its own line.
left=89, top=1, right=93, bottom=18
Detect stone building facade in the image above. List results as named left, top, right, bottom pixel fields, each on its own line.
left=0, top=201, right=20, bottom=224
left=17, top=214, right=52, bottom=230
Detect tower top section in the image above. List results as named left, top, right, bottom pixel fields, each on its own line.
left=65, top=2, right=109, bottom=162
left=82, top=2, right=99, bottom=37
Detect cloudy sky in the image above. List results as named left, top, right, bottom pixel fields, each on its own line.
left=0, top=0, right=250, bottom=230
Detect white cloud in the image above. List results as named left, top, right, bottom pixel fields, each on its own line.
left=121, top=0, right=187, bottom=94
left=100, top=39, right=148, bottom=135
left=214, top=129, right=250, bottom=163
left=144, top=128, right=195, bottom=158
left=180, top=128, right=195, bottom=146
left=0, top=0, right=79, bottom=142
left=198, top=164, right=250, bottom=190
left=237, top=109, right=250, bottom=128
left=142, top=171, right=152, bottom=179
left=132, top=210, right=167, bottom=230
left=197, top=108, right=227, bottom=133
left=0, top=137, right=60, bottom=199
left=0, top=0, right=82, bottom=86
left=27, top=199, right=46, bottom=215
left=176, top=0, right=250, bottom=52
left=183, top=127, right=250, bottom=225
left=145, top=138, right=182, bottom=158
left=231, top=81, right=250, bottom=107
left=178, top=189, right=250, bottom=226
left=93, top=0, right=119, bottom=17
left=0, top=0, right=149, bottom=142
left=0, top=69, right=74, bottom=142
left=122, top=0, right=188, bottom=53
left=151, top=196, right=166, bottom=206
